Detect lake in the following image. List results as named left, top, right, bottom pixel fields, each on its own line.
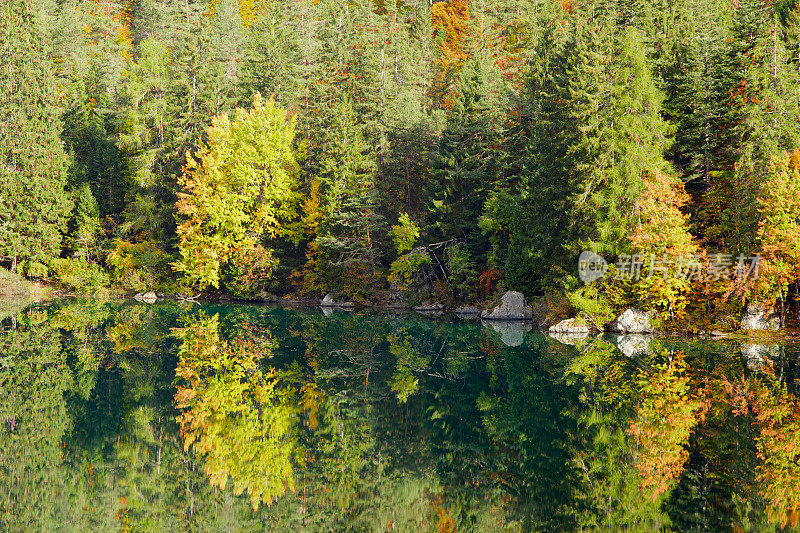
left=3, top=298, right=800, bottom=531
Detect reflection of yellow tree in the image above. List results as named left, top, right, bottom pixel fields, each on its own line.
left=173, top=313, right=297, bottom=510
left=388, top=329, right=429, bottom=404
left=627, top=354, right=705, bottom=500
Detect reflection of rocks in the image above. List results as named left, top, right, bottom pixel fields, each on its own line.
left=615, top=334, right=652, bottom=358
left=549, top=331, right=590, bottom=346
left=740, top=343, right=779, bottom=371
left=741, top=302, right=780, bottom=331
left=413, top=302, right=445, bottom=313
left=482, top=319, right=532, bottom=347
left=549, top=318, right=590, bottom=334
left=454, top=306, right=480, bottom=319
left=480, top=291, right=532, bottom=320
left=320, top=294, right=355, bottom=308
left=609, top=308, right=654, bottom=334
left=321, top=306, right=354, bottom=317
left=134, top=291, right=158, bottom=304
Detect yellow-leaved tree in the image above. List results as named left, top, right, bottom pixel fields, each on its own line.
left=173, top=313, right=298, bottom=509
left=174, top=93, right=299, bottom=293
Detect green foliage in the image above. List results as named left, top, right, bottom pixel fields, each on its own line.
left=221, top=244, right=280, bottom=299
left=389, top=249, right=432, bottom=293
left=174, top=93, right=299, bottom=290
left=49, top=257, right=109, bottom=296
left=0, top=0, right=72, bottom=268
left=106, top=239, right=172, bottom=293
left=389, top=213, right=420, bottom=255
left=567, top=284, right=618, bottom=330
left=446, top=245, right=478, bottom=303
left=754, top=151, right=800, bottom=301
left=173, top=313, right=298, bottom=510
left=315, top=98, right=384, bottom=266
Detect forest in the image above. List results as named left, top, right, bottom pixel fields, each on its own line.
left=3, top=0, right=800, bottom=330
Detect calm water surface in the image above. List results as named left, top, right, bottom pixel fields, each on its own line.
left=3, top=298, right=800, bottom=531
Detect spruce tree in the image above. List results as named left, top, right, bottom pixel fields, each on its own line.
left=0, top=0, right=72, bottom=271
left=316, top=98, right=385, bottom=267
left=427, top=52, right=502, bottom=253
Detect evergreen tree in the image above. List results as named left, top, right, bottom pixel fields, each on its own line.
left=316, top=98, right=385, bottom=267
left=427, top=52, right=503, bottom=254
left=0, top=0, right=72, bottom=272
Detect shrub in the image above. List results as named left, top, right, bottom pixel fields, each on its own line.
left=389, top=213, right=420, bottom=254
left=389, top=249, right=431, bottom=293
left=477, top=268, right=502, bottom=301
left=22, top=261, right=47, bottom=279
left=106, top=239, right=172, bottom=293
left=339, top=261, right=385, bottom=304
left=49, top=257, right=109, bottom=295
left=222, top=244, right=279, bottom=298
left=446, top=245, right=478, bottom=303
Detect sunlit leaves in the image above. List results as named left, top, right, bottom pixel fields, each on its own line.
left=173, top=312, right=298, bottom=509
left=174, top=94, right=300, bottom=290
left=627, top=354, right=704, bottom=499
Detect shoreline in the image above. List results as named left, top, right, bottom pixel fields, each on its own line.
left=20, top=290, right=800, bottom=342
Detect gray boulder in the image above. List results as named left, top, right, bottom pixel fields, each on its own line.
left=741, top=302, right=780, bottom=331
left=609, top=308, right=654, bottom=334
left=549, top=318, right=590, bottom=334
left=480, top=291, right=532, bottom=320
left=320, top=294, right=355, bottom=308
left=482, top=319, right=532, bottom=347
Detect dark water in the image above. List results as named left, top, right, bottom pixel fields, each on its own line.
left=3, top=299, right=800, bottom=531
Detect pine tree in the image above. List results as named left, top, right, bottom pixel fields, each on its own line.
left=0, top=0, right=72, bottom=271
left=427, top=52, right=502, bottom=253
left=239, top=0, right=302, bottom=107
left=316, top=98, right=385, bottom=267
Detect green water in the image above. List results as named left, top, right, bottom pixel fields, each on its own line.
left=3, top=298, right=800, bottom=531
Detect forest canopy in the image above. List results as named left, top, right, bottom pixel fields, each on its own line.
left=3, top=0, right=800, bottom=327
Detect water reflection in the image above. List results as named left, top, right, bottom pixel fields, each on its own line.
left=173, top=312, right=298, bottom=510
left=2, top=299, right=800, bottom=529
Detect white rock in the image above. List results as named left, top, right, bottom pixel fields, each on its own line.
left=135, top=291, right=157, bottom=304
left=549, top=331, right=590, bottom=346
left=609, top=309, right=654, bottom=334
left=741, top=302, right=780, bottom=331
left=740, top=343, right=779, bottom=371
left=480, top=291, right=532, bottom=321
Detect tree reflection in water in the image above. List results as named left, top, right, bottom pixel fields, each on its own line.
left=2, top=300, right=800, bottom=529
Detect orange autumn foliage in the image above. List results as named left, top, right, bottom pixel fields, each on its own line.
left=628, top=354, right=705, bottom=499
left=207, top=0, right=263, bottom=27
left=429, top=0, right=471, bottom=109
left=723, top=373, right=800, bottom=527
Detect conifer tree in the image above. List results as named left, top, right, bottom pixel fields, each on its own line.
left=427, top=52, right=503, bottom=253
left=316, top=99, right=385, bottom=267
left=0, top=0, right=72, bottom=271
